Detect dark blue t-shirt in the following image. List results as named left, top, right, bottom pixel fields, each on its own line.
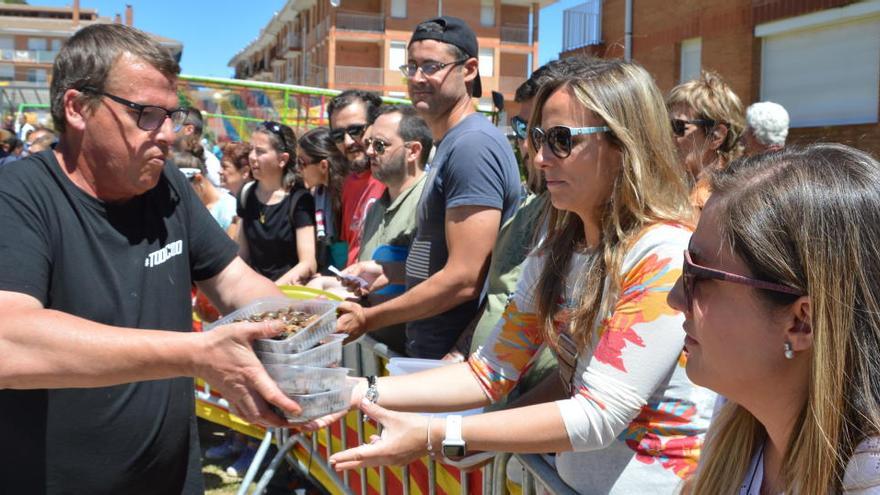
left=0, top=151, right=238, bottom=494
left=404, top=113, right=521, bottom=358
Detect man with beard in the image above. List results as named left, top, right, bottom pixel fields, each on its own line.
left=0, top=24, right=300, bottom=494
left=337, top=17, right=521, bottom=359
left=327, top=89, right=386, bottom=266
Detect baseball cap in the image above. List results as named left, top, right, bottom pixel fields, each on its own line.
left=409, top=16, right=482, bottom=98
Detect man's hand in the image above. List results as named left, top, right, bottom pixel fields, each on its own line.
left=195, top=320, right=301, bottom=427
left=336, top=302, right=369, bottom=343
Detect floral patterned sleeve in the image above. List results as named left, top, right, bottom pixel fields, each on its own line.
left=468, top=253, right=548, bottom=402
left=556, top=224, right=694, bottom=452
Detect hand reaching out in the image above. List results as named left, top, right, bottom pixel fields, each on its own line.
left=328, top=400, right=430, bottom=470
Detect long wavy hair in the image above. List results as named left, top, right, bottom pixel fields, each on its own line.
left=688, top=144, right=880, bottom=494
left=532, top=58, right=692, bottom=348
left=297, top=126, right=348, bottom=222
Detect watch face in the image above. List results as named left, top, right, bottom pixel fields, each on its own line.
left=442, top=444, right=466, bottom=459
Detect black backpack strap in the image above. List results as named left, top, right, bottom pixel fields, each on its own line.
left=238, top=181, right=256, bottom=212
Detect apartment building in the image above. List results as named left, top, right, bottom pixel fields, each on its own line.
left=0, top=2, right=182, bottom=116
left=229, top=0, right=555, bottom=112
left=559, top=0, right=880, bottom=156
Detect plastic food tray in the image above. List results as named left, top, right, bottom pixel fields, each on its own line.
left=256, top=334, right=347, bottom=368
left=265, top=365, right=350, bottom=395
left=206, top=297, right=339, bottom=353
left=283, top=384, right=353, bottom=423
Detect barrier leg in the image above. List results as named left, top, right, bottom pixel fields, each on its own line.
left=236, top=429, right=274, bottom=495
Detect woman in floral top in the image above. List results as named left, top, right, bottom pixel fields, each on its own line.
left=319, top=58, right=716, bottom=493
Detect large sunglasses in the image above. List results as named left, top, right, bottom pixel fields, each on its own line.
left=670, top=118, right=716, bottom=137
left=261, top=120, right=291, bottom=152
left=529, top=125, right=611, bottom=159
left=81, top=86, right=187, bottom=132
left=682, top=250, right=804, bottom=312
left=399, top=58, right=468, bottom=79
left=329, top=123, right=367, bottom=143
left=509, top=116, right=528, bottom=141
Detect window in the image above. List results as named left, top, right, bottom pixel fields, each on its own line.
left=760, top=15, right=880, bottom=127
left=51, top=39, right=62, bottom=51
left=389, top=41, right=406, bottom=70
left=27, top=38, right=47, bottom=51
left=0, top=64, right=13, bottom=81
left=679, top=37, right=701, bottom=83
left=27, top=68, right=47, bottom=83
left=478, top=48, right=494, bottom=77
left=481, top=0, right=495, bottom=27
left=0, top=36, right=13, bottom=50
left=391, top=0, right=406, bottom=19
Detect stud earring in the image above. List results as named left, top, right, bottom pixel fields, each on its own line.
left=784, top=342, right=794, bottom=360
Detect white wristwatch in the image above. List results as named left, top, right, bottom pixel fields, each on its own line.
left=441, top=415, right=467, bottom=459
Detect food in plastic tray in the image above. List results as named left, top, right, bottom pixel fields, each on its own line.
left=282, top=384, right=353, bottom=423
left=256, top=334, right=346, bottom=368
left=206, top=297, right=339, bottom=353
left=265, top=365, right=350, bottom=395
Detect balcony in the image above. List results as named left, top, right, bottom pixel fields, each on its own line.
left=562, top=0, right=602, bottom=51
left=305, top=67, right=327, bottom=88
left=335, top=65, right=383, bottom=87
left=500, top=24, right=530, bottom=44
left=0, top=49, right=59, bottom=64
left=283, top=32, right=302, bottom=55
left=336, top=11, right=384, bottom=33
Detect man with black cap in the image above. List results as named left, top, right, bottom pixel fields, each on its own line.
left=337, top=16, right=521, bottom=359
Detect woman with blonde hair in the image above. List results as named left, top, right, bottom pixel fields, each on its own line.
left=316, top=58, right=715, bottom=493
left=669, top=143, right=880, bottom=494
left=667, top=71, right=745, bottom=211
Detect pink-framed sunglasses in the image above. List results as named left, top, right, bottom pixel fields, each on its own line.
left=682, top=250, right=804, bottom=312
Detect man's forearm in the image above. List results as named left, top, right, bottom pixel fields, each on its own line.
left=0, top=308, right=198, bottom=389
left=363, top=266, right=483, bottom=332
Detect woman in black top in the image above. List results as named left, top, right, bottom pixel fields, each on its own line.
left=237, top=121, right=317, bottom=284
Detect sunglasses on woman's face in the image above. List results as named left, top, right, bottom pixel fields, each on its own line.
left=529, top=125, right=611, bottom=159
left=329, top=123, right=367, bottom=143
left=261, top=120, right=290, bottom=151
left=509, top=116, right=528, bottom=141
left=670, top=118, right=716, bottom=137
left=681, top=250, right=804, bottom=312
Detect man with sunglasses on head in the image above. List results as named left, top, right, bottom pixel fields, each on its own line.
left=327, top=89, right=387, bottom=267
left=0, top=24, right=301, bottom=494
left=336, top=16, right=521, bottom=359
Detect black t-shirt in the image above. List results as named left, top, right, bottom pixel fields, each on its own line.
left=0, top=151, right=238, bottom=494
left=238, top=181, right=316, bottom=280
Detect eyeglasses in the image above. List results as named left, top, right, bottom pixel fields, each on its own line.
left=682, top=250, right=804, bottom=312
left=399, top=58, right=469, bottom=79
left=510, top=116, right=528, bottom=141
left=261, top=120, right=291, bottom=153
left=363, top=137, right=398, bottom=156
left=329, top=123, right=367, bottom=144
left=529, top=125, right=611, bottom=159
left=670, top=118, right=716, bottom=137
left=81, top=86, right=187, bottom=132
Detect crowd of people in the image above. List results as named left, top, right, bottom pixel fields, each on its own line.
left=0, top=13, right=878, bottom=495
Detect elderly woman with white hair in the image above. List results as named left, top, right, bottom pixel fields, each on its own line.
left=742, top=101, right=789, bottom=156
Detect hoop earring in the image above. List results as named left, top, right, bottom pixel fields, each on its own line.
left=784, top=342, right=794, bottom=360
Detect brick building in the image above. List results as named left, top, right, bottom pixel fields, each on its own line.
left=228, top=0, right=555, bottom=112
left=0, top=1, right=182, bottom=117
left=559, top=0, right=880, bottom=156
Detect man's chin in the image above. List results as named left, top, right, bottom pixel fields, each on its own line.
left=349, top=158, right=370, bottom=173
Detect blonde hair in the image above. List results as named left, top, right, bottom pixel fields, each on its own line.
left=667, top=71, right=745, bottom=168
left=688, top=144, right=880, bottom=494
left=532, top=58, right=692, bottom=348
